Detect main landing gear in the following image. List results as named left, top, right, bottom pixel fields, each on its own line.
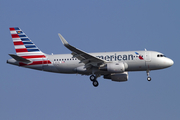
left=146, top=70, right=151, bottom=81
left=90, top=75, right=99, bottom=87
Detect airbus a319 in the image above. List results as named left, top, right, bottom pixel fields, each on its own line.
left=7, top=27, right=174, bottom=87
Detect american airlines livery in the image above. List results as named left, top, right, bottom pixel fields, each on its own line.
left=7, top=27, right=174, bottom=87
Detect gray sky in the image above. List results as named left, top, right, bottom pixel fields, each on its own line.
left=1, top=0, right=179, bottom=120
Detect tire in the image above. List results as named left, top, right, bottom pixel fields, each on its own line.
left=90, top=75, right=96, bottom=81
left=92, top=80, right=99, bottom=87
left=147, top=77, right=151, bottom=81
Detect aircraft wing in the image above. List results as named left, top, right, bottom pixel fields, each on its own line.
left=58, top=34, right=106, bottom=67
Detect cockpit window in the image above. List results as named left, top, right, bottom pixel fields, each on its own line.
left=157, top=54, right=166, bottom=57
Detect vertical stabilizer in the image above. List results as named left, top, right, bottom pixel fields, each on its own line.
left=9, top=27, right=46, bottom=59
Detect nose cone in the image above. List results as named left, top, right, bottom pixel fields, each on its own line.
left=169, top=59, right=174, bottom=66
left=166, top=58, right=174, bottom=67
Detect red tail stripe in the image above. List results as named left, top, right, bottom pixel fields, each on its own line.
left=11, top=34, right=19, bottom=38
left=10, top=28, right=15, bottom=31
left=16, top=48, right=28, bottom=53
left=21, top=55, right=46, bottom=59
left=14, top=41, right=24, bottom=45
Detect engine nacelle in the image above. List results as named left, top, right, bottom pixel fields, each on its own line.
left=104, top=72, right=128, bottom=82
left=100, top=62, right=128, bottom=73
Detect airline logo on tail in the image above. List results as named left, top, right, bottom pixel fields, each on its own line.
left=9, top=27, right=51, bottom=66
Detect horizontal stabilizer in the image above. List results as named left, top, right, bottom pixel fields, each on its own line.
left=9, top=54, right=32, bottom=63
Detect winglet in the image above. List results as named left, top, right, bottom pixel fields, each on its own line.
left=58, top=33, right=69, bottom=45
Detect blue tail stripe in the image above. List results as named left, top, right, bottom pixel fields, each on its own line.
left=18, top=35, right=27, bottom=37
left=27, top=49, right=40, bottom=52
left=23, top=42, right=33, bottom=45
left=21, top=38, right=30, bottom=41
left=14, top=27, right=20, bottom=30
left=25, top=45, right=37, bottom=48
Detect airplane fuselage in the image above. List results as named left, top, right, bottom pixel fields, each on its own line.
left=8, top=50, right=173, bottom=75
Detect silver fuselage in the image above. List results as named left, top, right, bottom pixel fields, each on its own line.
left=7, top=50, right=174, bottom=75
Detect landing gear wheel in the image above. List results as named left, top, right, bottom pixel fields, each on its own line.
left=92, top=80, right=99, bottom=87
left=147, top=77, right=151, bottom=81
left=90, top=75, right=96, bottom=81
left=146, top=70, right=151, bottom=81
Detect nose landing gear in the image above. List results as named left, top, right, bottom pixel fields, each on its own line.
left=146, top=70, right=151, bottom=81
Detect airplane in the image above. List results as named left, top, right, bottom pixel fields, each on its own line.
left=7, top=27, right=174, bottom=87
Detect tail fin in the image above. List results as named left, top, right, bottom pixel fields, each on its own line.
left=9, top=27, right=46, bottom=59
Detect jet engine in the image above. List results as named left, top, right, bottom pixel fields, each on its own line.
left=104, top=72, right=128, bottom=82
left=99, top=62, right=128, bottom=73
